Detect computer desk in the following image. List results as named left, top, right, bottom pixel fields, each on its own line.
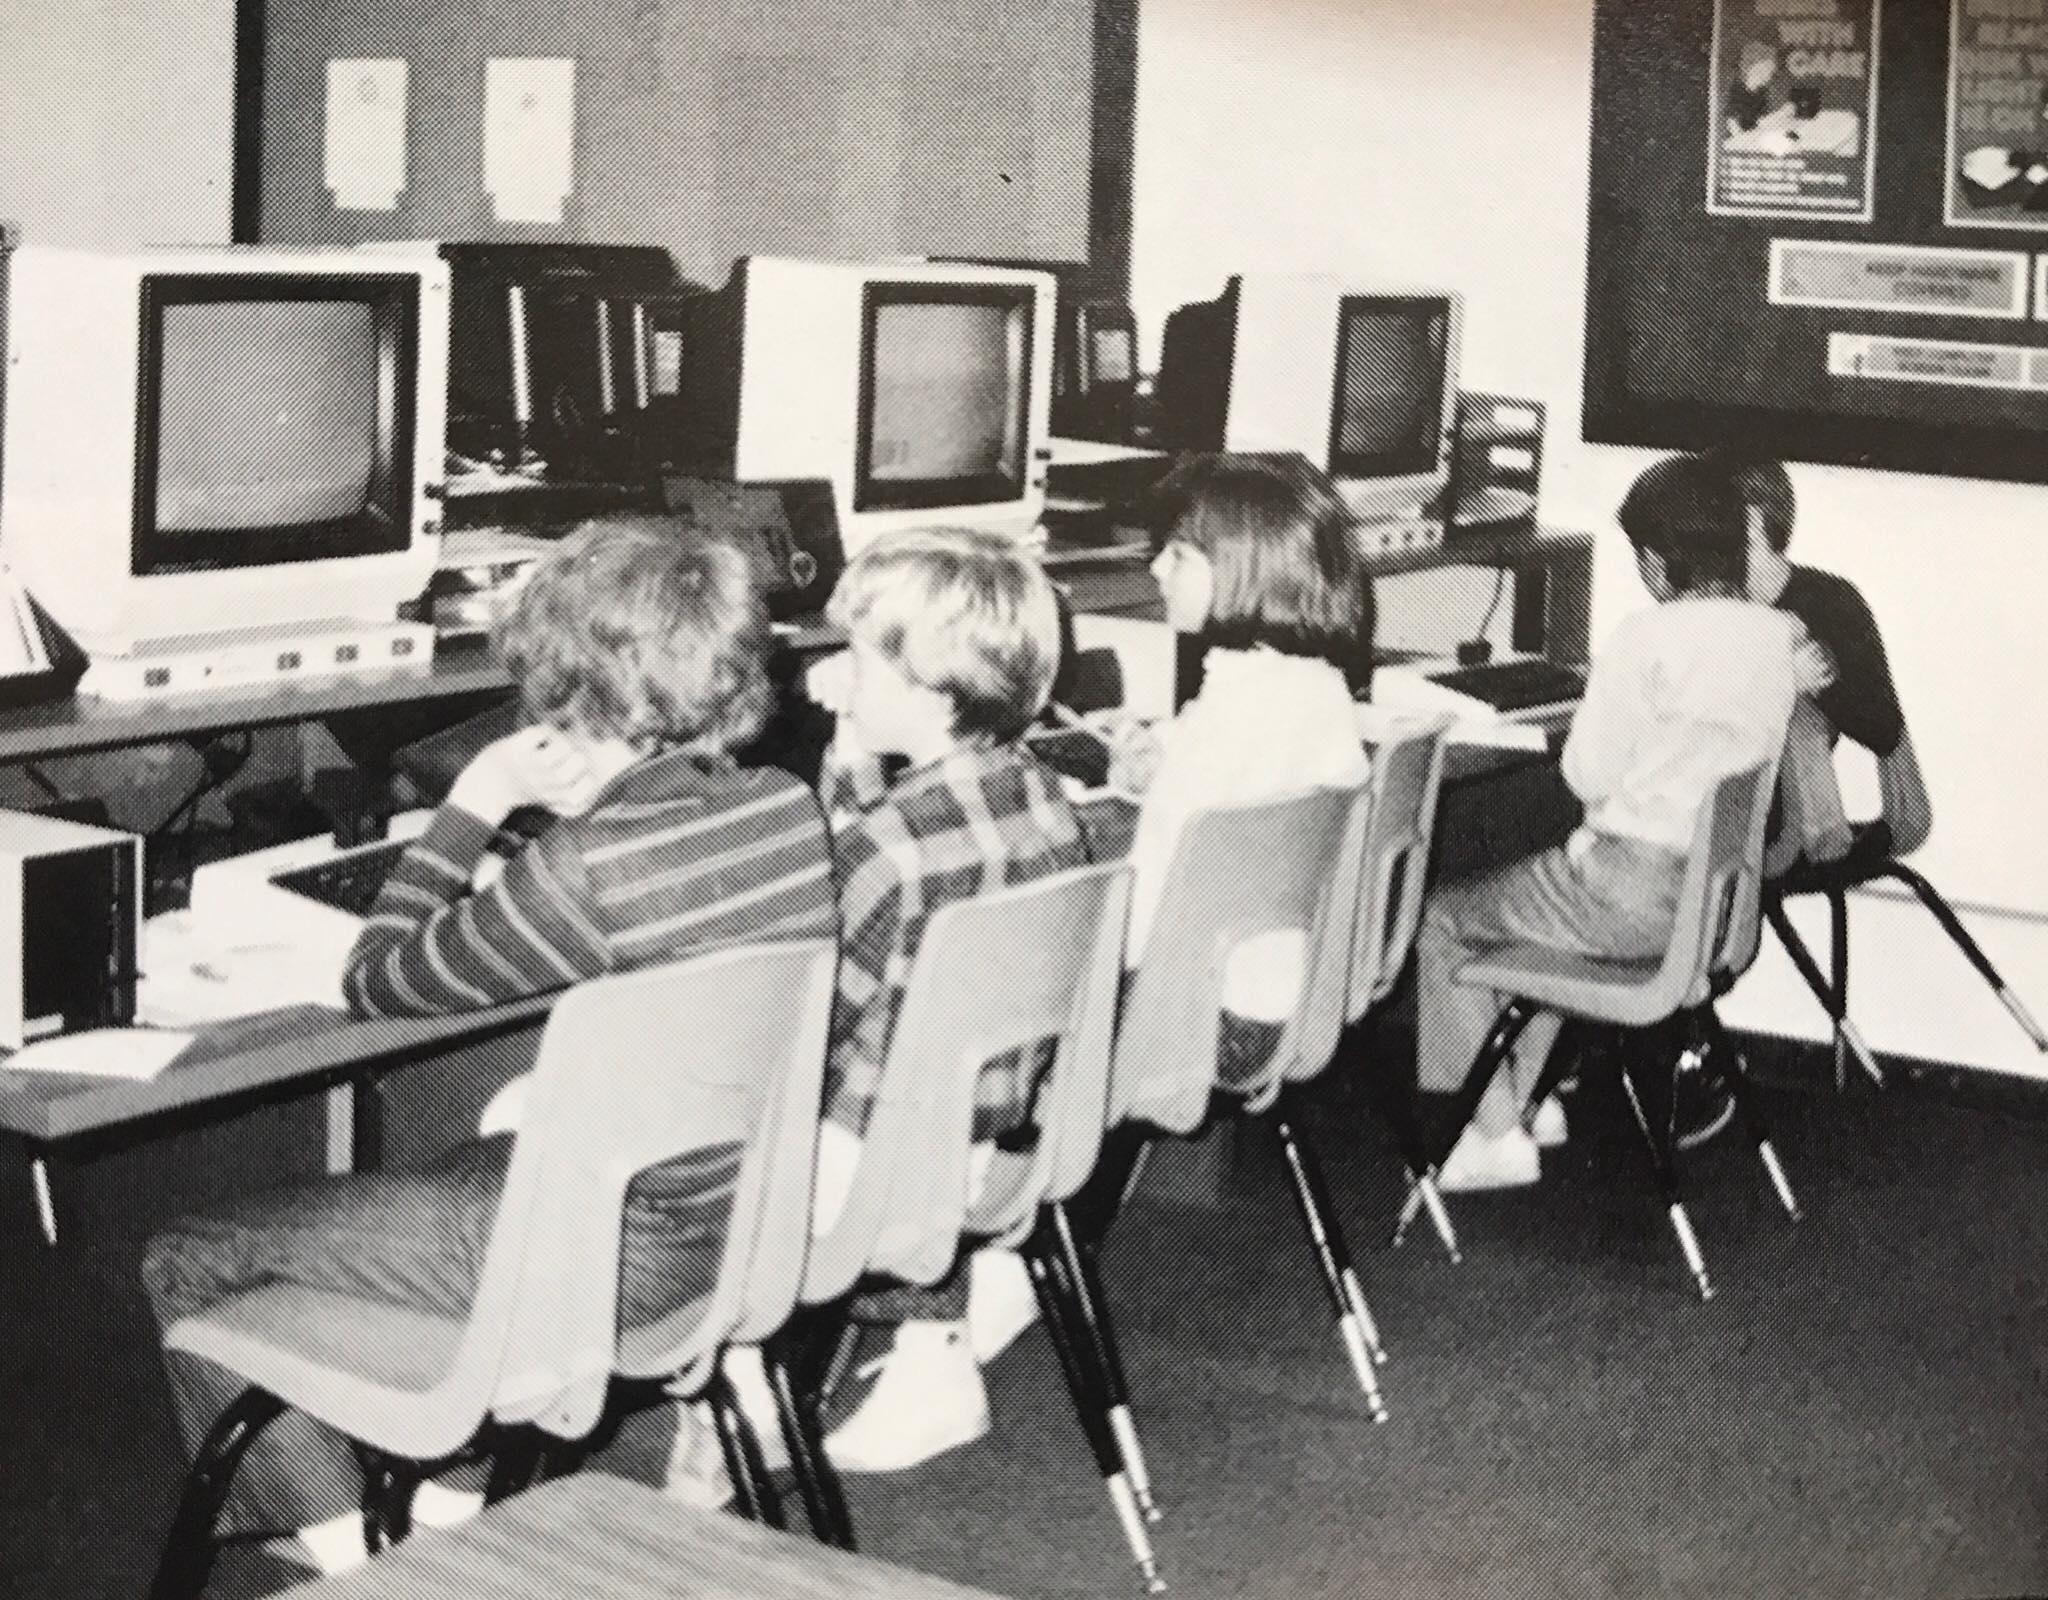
left=0, top=534, right=1589, bottom=1232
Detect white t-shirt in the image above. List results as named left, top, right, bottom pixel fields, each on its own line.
left=1563, top=597, right=1798, bottom=854
left=1126, top=646, right=1369, bottom=1020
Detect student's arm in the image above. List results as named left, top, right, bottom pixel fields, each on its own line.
left=817, top=734, right=890, bottom=822
left=1805, top=576, right=1904, bottom=756
left=1559, top=614, right=1644, bottom=806
left=342, top=811, right=607, bottom=1017
left=819, top=822, right=905, bottom=1136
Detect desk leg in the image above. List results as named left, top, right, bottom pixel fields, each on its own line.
left=352, top=1078, right=385, bottom=1173
left=325, top=1086, right=353, bottom=1175
left=25, top=1144, right=56, bottom=1246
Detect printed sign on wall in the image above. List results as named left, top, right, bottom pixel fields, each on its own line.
left=1946, top=0, right=2048, bottom=227
left=1707, top=0, right=1881, bottom=220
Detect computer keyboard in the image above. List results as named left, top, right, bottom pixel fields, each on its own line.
left=268, top=837, right=413, bottom=918
left=1425, top=656, right=1587, bottom=713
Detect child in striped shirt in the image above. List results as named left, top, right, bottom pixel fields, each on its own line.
left=140, top=517, right=835, bottom=1572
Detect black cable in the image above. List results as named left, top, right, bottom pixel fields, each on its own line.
left=1461, top=567, right=1508, bottom=663
left=21, top=763, right=67, bottom=803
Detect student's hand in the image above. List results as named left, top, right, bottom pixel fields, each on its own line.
left=448, top=726, right=605, bottom=826
left=805, top=650, right=853, bottom=716
left=1091, top=713, right=1165, bottom=796
left=1792, top=637, right=1837, bottom=697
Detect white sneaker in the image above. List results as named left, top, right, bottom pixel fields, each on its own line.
left=663, top=1401, right=735, bottom=1509
left=409, top=1478, right=484, bottom=1530
left=1528, top=1096, right=1568, bottom=1150
left=1437, top=1125, right=1541, bottom=1192
left=967, top=1248, right=1039, bottom=1364
left=720, top=1346, right=789, bottom=1472
left=825, top=1320, right=990, bottom=1473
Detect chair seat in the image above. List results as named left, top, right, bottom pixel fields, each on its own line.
left=1457, top=943, right=1706, bottom=1028
left=1767, top=820, right=1896, bottom=898
left=167, top=1283, right=480, bottom=1462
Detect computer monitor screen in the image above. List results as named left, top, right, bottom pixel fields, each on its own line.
left=136, top=276, right=415, bottom=573
left=153, top=302, right=378, bottom=536
left=1330, top=297, right=1451, bottom=480
left=1091, top=324, right=1135, bottom=385
left=0, top=245, right=447, bottom=658
left=858, top=287, right=1031, bottom=511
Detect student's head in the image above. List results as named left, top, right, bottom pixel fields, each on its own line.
left=1145, top=452, right=1371, bottom=671
left=1700, top=446, right=1795, bottom=552
left=1616, top=453, right=1749, bottom=601
left=496, top=514, right=773, bottom=754
left=825, top=525, right=1060, bottom=756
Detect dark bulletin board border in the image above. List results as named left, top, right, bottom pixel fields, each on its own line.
left=1583, top=0, right=2048, bottom=486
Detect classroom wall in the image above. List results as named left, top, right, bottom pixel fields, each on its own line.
left=0, top=0, right=235, bottom=248
left=1131, top=0, right=2048, bottom=1079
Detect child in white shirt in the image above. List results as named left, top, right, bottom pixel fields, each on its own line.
left=1111, top=452, right=1374, bottom=1074
left=1415, top=453, right=1798, bottom=1190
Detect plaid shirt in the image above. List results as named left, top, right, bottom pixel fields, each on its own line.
left=821, top=741, right=1088, bottom=1136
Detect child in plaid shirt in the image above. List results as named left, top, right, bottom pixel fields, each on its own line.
left=804, top=526, right=1087, bottom=1473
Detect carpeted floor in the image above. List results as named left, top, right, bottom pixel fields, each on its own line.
left=5, top=1039, right=2045, bottom=1600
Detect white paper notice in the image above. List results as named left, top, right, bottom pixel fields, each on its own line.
left=324, top=58, right=407, bottom=212
left=484, top=58, right=576, bottom=225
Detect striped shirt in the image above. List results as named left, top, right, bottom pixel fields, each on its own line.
left=339, top=747, right=836, bottom=1242
left=821, top=742, right=1088, bottom=1137
left=344, top=748, right=836, bottom=1017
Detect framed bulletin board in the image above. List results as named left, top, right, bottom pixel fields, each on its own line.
left=1586, top=0, right=2048, bottom=483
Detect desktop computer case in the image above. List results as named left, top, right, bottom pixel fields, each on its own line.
left=0, top=810, right=141, bottom=1049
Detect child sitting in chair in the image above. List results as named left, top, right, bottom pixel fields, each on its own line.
left=1105, top=451, right=1374, bottom=1076
left=140, top=517, right=837, bottom=1573
left=1413, top=453, right=1799, bottom=1191
left=799, top=525, right=1088, bottom=1474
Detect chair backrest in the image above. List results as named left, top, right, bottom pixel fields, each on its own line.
left=802, top=861, right=1131, bottom=1305
left=453, top=939, right=838, bottom=1441
left=1642, top=761, right=1775, bottom=1016
left=1111, top=783, right=1365, bottom=1135
left=1346, top=714, right=1452, bottom=1023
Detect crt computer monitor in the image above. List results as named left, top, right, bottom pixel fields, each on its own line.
left=0, top=244, right=449, bottom=658
left=1155, top=273, right=1462, bottom=524
left=667, top=256, right=1055, bottom=556
left=362, top=240, right=679, bottom=479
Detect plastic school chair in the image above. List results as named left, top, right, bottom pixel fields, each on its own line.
left=769, top=863, right=1145, bottom=1583
left=1763, top=722, right=2047, bottom=1088
left=147, top=938, right=838, bottom=1600
left=1329, top=715, right=1460, bottom=1259
left=1407, top=762, right=1799, bottom=1301
left=1102, top=780, right=1384, bottom=1428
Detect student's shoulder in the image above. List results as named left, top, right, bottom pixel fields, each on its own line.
left=1787, top=562, right=1883, bottom=622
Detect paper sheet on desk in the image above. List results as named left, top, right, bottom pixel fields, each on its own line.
left=4, top=1027, right=195, bottom=1081
left=1354, top=701, right=1546, bottom=751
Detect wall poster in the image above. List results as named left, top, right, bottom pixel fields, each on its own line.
left=1708, top=0, right=1881, bottom=220
left=1946, top=0, right=2048, bottom=227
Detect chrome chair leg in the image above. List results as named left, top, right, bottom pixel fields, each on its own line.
left=1025, top=1244, right=1165, bottom=1591
left=1273, top=1105, right=1388, bottom=1422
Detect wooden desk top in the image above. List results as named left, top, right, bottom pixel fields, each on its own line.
left=278, top=1474, right=1015, bottom=1600
left=0, top=994, right=552, bottom=1145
